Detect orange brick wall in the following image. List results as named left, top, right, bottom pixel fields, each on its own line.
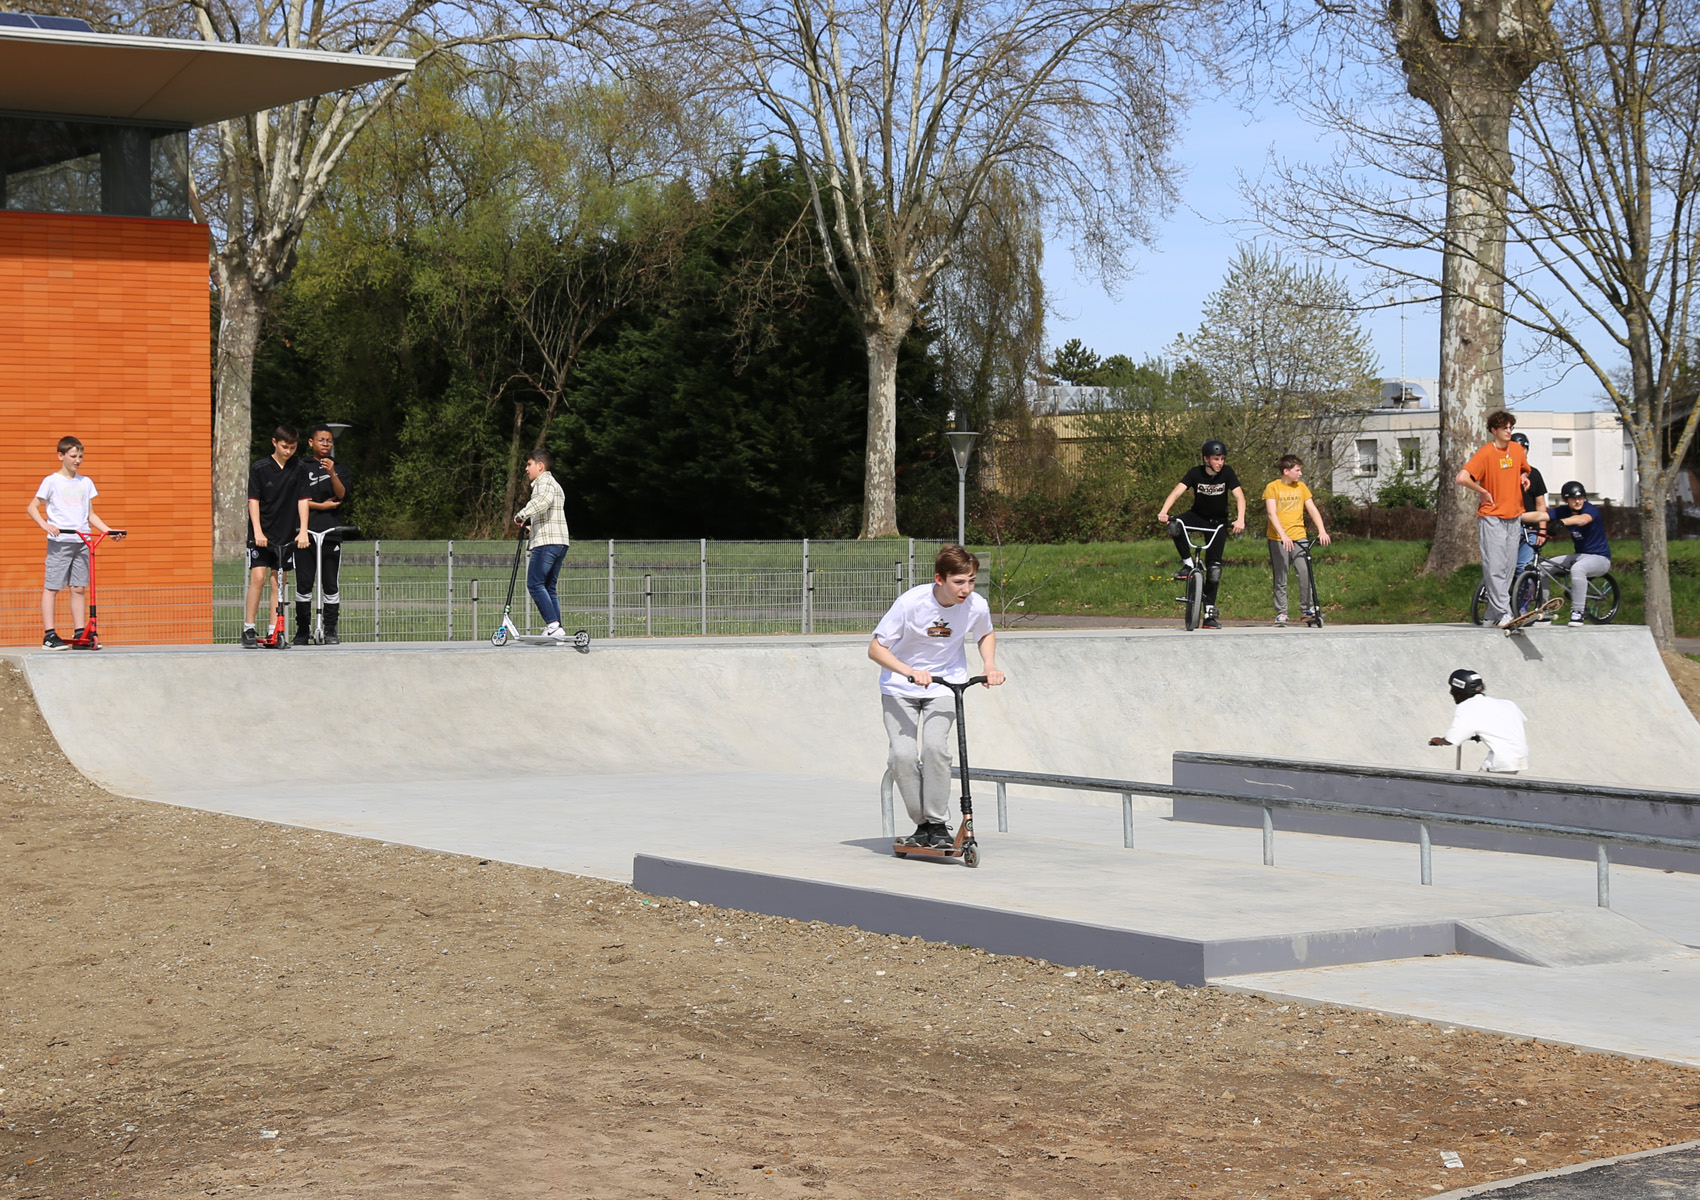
left=0, top=211, right=212, bottom=645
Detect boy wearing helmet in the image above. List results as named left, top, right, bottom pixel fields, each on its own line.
left=1428, top=668, right=1528, bottom=773
left=1542, top=482, right=1611, bottom=626
left=1508, top=431, right=1550, bottom=577
left=1157, top=440, right=1246, bottom=630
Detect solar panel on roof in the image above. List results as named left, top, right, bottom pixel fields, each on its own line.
left=0, top=11, right=95, bottom=30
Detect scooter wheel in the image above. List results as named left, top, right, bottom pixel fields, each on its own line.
left=894, top=849, right=909, bottom=859
left=491, top=628, right=509, bottom=647
left=962, top=844, right=980, bottom=868
left=573, top=629, right=590, bottom=651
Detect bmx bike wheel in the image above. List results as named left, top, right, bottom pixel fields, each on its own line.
left=962, top=844, right=980, bottom=868
left=491, top=627, right=509, bottom=647
left=1184, top=572, right=1204, bottom=631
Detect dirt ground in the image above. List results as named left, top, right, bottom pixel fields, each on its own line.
left=3, top=662, right=1699, bottom=1200
left=1662, top=650, right=1700, bottom=720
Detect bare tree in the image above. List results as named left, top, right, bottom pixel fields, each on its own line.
left=708, top=0, right=1187, bottom=537
left=1388, top=0, right=1553, bottom=575
left=1252, top=0, right=1700, bottom=645
left=135, top=0, right=646, bottom=554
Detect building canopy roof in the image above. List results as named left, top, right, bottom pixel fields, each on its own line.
left=0, top=17, right=412, bottom=126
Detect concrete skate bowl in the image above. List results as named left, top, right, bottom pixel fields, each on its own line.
left=18, top=624, right=1700, bottom=803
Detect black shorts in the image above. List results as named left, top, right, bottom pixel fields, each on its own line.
left=247, top=542, right=296, bottom=572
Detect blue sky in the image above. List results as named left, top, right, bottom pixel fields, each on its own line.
left=1041, top=92, right=1613, bottom=413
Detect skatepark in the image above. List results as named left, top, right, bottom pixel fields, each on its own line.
left=6, top=619, right=1700, bottom=1196
left=11, top=622, right=1700, bottom=1063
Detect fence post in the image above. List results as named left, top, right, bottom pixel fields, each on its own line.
left=907, top=538, right=914, bottom=590
left=700, top=538, right=708, bottom=636
left=472, top=579, right=479, bottom=643
left=372, top=540, right=381, bottom=642
left=607, top=539, right=615, bottom=639
left=895, top=559, right=903, bottom=596
left=801, top=538, right=809, bottom=634
left=644, top=573, right=653, bottom=637
left=446, top=540, right=454, bottom=641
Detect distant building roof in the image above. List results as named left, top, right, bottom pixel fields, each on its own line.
left=0, top=15, right=411, bottom=126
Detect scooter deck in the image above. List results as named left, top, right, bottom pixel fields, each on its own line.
left=892, top=838, right=980, bottom=867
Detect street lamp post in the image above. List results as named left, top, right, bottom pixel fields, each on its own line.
left=946, top=429, right=980, bottom=547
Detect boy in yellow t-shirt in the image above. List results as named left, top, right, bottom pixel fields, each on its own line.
left=1261, top=455, right=1331, bottom=627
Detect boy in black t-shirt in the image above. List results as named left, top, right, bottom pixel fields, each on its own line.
left=1156, top=439, right=1247, bottom=629
left=242, top=426, right=310, bottom=648
left=293, top=424, right=353, bottom=644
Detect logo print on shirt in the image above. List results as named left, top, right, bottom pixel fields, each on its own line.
left=1197, top=482, right=1226, bottom=496
left=927, top=617, right=953, bottom=638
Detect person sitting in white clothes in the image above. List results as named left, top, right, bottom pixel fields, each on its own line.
left=1429, top=667, right=1528, bottom=773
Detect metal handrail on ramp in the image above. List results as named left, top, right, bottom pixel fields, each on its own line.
left=878, top=766, right=1700, bottom=908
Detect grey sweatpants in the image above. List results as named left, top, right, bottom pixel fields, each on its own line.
left=1478, top=516, right=1521, bottom=624
left=1547, top=553, right=1610, bottom=617
left=882, top=693, right=957, bottom=826
left=1267, top=540, right=1315, bottom=616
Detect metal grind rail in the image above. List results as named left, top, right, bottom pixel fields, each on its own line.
left=878, top=766, right=1700, bottom=908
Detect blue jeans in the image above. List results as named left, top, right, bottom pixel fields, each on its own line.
left=526, top=543, right=567, bottom=627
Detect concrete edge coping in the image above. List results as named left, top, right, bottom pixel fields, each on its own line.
left=1431, top=1138, right=1700, bottom=1198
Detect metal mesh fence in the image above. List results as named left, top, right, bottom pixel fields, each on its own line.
left=1, top=539, right=948, bottom=646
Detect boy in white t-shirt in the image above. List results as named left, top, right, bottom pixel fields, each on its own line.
left=868, top=544, right=1006, bottom=849
left=26, top=436, right=124, bottom=650
left=1428, top=668, right=1529, bottom=773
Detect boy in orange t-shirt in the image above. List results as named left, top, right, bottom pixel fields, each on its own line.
left=1455, top=410, right=1529, bottom=627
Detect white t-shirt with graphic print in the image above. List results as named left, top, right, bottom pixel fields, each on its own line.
left=35, top=472, right=98, bottom=543
left=873, top=583, right=994, bottom=700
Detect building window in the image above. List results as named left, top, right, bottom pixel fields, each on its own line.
left=1, top=116, right=189, bottom=220
left=1552, top=437, right=1572, bottom=456
left=1399, top=438, right=1421, bottom=471
left=1355, top=438, right=1379, bottom=476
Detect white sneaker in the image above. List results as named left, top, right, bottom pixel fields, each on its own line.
left=1565, top=614, right=1584, bottom=627
left=544, top=623, right=568, bottom=641
left=1496, top=614, right=1515, bottom=628
left=1274, top=614, right=1288, bottom=628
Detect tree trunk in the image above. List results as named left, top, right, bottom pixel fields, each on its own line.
left=211, top=272, right=267, bottom=558
left=503, top=401, right=527, bottom=519
left=860, top=323, right=906, bottom=539
left=1423, top=91, right=1514, bottom=577
left=1639, top=473, right=1675, bottom=649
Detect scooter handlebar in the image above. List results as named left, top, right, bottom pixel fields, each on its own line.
left=905, top=674, right=989, bottom=692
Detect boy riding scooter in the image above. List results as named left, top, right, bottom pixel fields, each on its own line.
left=868, top=544, right=1005, bottom=853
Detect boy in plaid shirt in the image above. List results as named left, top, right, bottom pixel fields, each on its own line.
left=514, top=448, right=572, bottom=641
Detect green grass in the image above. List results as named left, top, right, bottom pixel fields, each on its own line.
left=976, top=536, right=1700, bottom=636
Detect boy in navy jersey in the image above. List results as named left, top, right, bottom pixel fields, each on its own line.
left=1543, top=481, right=1611, bottom=626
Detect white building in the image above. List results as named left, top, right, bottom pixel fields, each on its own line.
left=1324, top=379, right=1637, bottom=505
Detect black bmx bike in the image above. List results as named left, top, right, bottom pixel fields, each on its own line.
left=1167, top=518, right=1227, bottom=631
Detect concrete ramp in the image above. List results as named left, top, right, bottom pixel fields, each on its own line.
left=1455, top=910, right=1693, bottom=968
left=14, top=624, right=1700, bottom=800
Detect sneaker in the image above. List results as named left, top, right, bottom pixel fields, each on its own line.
left=1566, top=613, right=1584, bottom=626
left=1171, top=565, right=1196, bottom=581
left=241, top=627, right=259, bottom=649
left=324, top=631, right=340, bottom=645
left=291, top=631, right=311, bottom=646
left=1202, top=607, right=1221, bottom=630
left=926, top=823, right=956, bottom=849
left=898, top=825, right=929, bottom=848
left=42, top=630, right=68, bottom=650
left=545, top=623, right=569, bottom=642
left=1274, top=614, right=1288, bottom=628
left=1496, top=614, right=1515, bottom=628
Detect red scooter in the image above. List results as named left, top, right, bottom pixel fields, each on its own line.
left=69, top=528, right=126, bottom=650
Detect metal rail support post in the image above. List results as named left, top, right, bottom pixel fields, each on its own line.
left=607, top=540, right=615, bottom=638
left=996, top=780, right=1008, bottom=833
left=1419, top=823, right=1433, bottom=885
left=1262, top=807, right=1274, bottom=866
left=801, top=539, right=810, bottom=634
left=644, top=574, right=653, bottom=636
left=1597, top=844, right=1610, bottom=907
left=1122, top=792, right=1135, bottom=849
left=471, top=579, right=479, bottom=642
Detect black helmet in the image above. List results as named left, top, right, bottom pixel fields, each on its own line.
left=1447, top=668, right=1485, bottom=699
left=1201, top=439, right=1227, bottom=458
left=1509, top=432, right=1529, bottom=448
left=1561, top=480, right=1587, bottom=499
